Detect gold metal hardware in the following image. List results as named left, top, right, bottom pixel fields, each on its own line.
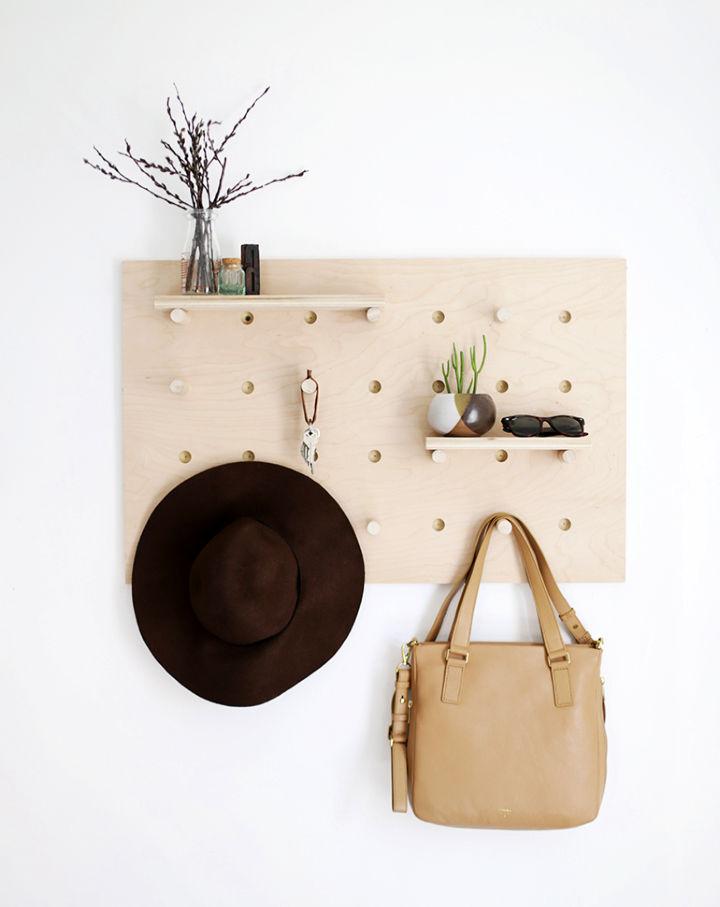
left=595, top=637, right=604, bottom=650
left=400, top=638, right=419, bottom=667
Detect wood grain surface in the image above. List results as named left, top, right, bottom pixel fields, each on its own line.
left=123, top=258, right=625, bottom=583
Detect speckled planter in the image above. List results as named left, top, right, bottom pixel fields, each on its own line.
left=427, top=393, right=496, bottom=437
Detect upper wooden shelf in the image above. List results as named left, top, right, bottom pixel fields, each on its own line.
left=154, top=294, right=386, bottom=317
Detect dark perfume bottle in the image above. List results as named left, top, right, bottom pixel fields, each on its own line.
left=241, top=244, right=260, bottom=295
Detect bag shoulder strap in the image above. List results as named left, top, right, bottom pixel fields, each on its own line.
left=390, top=665, right=411, bottom=812
left=516, top=519, right=594, bottom=645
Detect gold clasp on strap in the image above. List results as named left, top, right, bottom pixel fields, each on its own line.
left=399, top=638, right=418, bottom=667
left=594, top=637, right=604, bottom=650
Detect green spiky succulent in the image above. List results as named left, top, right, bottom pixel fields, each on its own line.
left=440, top=336, right=487, bottom=393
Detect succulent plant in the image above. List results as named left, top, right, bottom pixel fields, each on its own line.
left=440, top=336, right=487, bottom=393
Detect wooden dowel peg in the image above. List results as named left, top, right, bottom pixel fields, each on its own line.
left=170, top=308, right=189, bottom=324
left=431, top=449, right=447, bottom=463
left=496, top=518, right=513, bottom=535
left=558, top=449, right=576, bottom=464
left=366, top=306, right=382, bottom=323
left=494, top=307, right=511, bottom=323
left=366, top=520, right=381, bottom=536
left=169, top=378, right=187, bottom=395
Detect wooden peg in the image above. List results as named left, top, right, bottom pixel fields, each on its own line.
left=366, top=306, right=382, bottom=323
left=494, top=307, right=511, bottom=323
left=431, top=449, right=447, bottom=463
left=496, top=518, right=513, bottom=535
left=169, top=378, right=187, bottom=395
left=558, top=449, right=576, bottom=464
left=366, top=520, right=381, bottom=536
left=170, top=308, right=189, bottom=324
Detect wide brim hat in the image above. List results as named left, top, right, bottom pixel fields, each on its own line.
left=131, top=462, right=365, bottom=706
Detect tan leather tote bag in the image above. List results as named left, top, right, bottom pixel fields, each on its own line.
left=390, top=513, right=606, bottom=828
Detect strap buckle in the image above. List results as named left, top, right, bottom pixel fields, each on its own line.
left=546, top=650, right=571, bottom=667
left=445, top=648, right=470, bottom=664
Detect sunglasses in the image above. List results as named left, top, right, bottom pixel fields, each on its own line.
left=501, top=415, right=587, bottom=438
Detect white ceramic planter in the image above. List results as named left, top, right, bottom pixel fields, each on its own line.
left=427, top=393, right=496, bottom=437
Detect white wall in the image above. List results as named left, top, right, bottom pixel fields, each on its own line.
left=2, top=1, right=719, bottom=905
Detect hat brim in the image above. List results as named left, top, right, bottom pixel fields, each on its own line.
left=131, top=462, right=365, bottom=706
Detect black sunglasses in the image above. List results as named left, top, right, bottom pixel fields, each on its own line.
left=501, top=415, right=587, bottom=438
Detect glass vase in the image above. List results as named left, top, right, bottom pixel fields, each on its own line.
left=181, top=208, right=220, bottom=294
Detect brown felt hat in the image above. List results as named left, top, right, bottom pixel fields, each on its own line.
left=131, top=462, right=365, bottom=706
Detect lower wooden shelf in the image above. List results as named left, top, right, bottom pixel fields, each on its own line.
left=425, top=435, right=591, bottom=451
left=425, top=435, right=591, bottom=463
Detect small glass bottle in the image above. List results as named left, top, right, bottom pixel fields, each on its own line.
left=218, top=258, right=246, bottom=295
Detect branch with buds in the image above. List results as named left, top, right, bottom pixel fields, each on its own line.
left=84, top=86, right=307, bottom=293
left=83, top=85, right=307, bottom=211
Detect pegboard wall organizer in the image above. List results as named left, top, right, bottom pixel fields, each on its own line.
left=124, top=258, right=626, bottom=583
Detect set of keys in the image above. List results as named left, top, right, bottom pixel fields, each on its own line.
left=300, top=370, right=320, bottom=475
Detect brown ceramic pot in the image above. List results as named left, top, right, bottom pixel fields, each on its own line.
left=427, top=393, right=496, bottom=437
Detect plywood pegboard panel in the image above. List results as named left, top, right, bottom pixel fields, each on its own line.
left=123, top=258, right=625, bottom=583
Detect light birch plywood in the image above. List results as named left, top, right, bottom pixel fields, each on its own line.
left=154, top=294, right=385, bottom=311
left=425, top=436, right=592, bottom=451
left=123, top=258, right=625, bottom=583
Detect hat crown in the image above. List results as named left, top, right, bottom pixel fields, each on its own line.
left=189, top=517, right=298, bottom=645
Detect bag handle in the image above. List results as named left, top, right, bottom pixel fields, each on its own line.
left=437, top=513, right=595, bottom=708
left=426, top=514, right=594, bottom=647
left=424, top=518, right=494, bottom=643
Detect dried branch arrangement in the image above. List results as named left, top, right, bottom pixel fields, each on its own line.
left=441, top=338, right=488, bottom=393
left=84, top=85, right=307, bottom=292
left=84, top=84, right=306, bottom=211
